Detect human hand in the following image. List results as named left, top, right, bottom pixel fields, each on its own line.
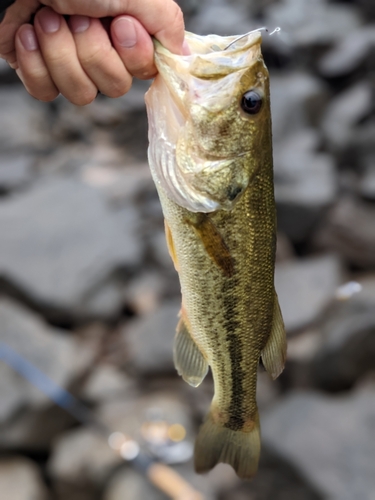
left=0, top=0, right=186, bottom=105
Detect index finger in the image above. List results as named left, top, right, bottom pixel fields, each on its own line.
left=0, top=0, right=40, bottom=66
left=41, top=0, right=186, bottom=54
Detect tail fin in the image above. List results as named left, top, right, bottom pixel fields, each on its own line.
left=194, top=411, right=261, bottom=479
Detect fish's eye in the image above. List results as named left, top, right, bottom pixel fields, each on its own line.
left=241, top=90, right=262, bottom=114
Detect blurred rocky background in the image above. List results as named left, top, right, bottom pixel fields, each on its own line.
left=1, top=0, right=375, bottom=498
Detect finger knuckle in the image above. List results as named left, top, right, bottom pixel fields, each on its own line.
left=70, top=88, right=97, bottom=106
left=79, top=43, right=110, bottom=70
left=105, top=77, right=132, bottom=98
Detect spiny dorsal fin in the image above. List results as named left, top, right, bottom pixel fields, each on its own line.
left=261, top=291, right=287, bottom=380
left=173, top=314, right=209, bottom=387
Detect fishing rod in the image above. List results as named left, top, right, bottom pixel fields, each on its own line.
left=0, top=342, right=204, bottom=500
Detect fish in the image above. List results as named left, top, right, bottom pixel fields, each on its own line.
left=144, top=30, right=287, bottom=480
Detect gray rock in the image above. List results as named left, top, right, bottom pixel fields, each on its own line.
left=314, top=196, right=375, bottom=268
left=275, top=254, right=342, bottom=332
left=0, top=87, right=48, bottom=152
left=357, top=0, right=375, bottom=20
left=52, top=81, right=149, bottom=141
left=122, top=301, right=179, bottom=375
left=104, top=468, right=169, bottom=500
left=0, top=298, right=92, bottom=417
left=265, top=0, right=361, bottom=48
left=0, top=177, right=141, bottom=319
left=359, top=160, right=375, bottom=201
left=262, top=386, right=375, bottom=500
left=274, top=130, right=337, bottom=242
left=275, top=232, right=295, bottom=263
left=0, top=402, right=77, bottom=451
left=104, top=462, right=221, bottom=500
left=270, top=72, right=328, bottom=144
left=80, top=162, right=153, bottom=206
left=221, top=447, right=323, bottom=500
left=0, top=456, right=48, bottom=500
left=187, top=0, right=258, bottom=36
left=81, top=364, right=135, bottom=404
left=176, top=0, right=200, bottom=17
left=0, top=153, right=35, bottom=192
left=322, top=81, right=372, bottom=152
left=0, top=298, right=97, bottom=448
left=318, top=25, right=375, bottom=77
left=123, top=271, right=167, bottom=315
left=311, top=276, right=375, bottom=391
left=48, top=427, right=123, bottom=499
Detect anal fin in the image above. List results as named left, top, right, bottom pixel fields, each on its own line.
left=173, top=314, right=208, bottom=388
left=261, top=291, right=287, bottom=380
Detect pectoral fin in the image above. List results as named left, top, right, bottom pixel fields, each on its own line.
left=173, top=313, right=209, bottom=388
left=261, top=292, right=287, bottom=380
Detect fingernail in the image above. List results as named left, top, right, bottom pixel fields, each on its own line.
left=182, top=39, right=191, bottom=55
left=69, top=15, right=90, bottom=34
left=19, top=25, right=39, bottom=51
left=38, top=7, right=61, bottom=34
left=113, top=17, right=137, bottom=48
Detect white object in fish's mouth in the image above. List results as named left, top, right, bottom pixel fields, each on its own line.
left=145, top=31, right=264, bottom=213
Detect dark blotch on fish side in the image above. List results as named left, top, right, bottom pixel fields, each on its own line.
left=222, top=278, right=246, bottom=431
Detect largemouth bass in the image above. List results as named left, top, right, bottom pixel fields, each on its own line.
left=145, top=30, right=286, bottom=479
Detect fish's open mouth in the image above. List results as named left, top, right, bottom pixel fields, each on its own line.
left=153, top=30, right=262, bottom=81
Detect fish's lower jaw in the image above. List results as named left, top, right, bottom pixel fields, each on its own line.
left=194, top=411, right=261, bottom=479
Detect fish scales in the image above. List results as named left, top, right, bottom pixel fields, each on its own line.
left=145, top=30, right=286, bottom=479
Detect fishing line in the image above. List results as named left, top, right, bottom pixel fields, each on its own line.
left=224, top=27, right=281, bottom=50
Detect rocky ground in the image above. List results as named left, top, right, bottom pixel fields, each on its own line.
left=0, top=0, right=375, bottom=498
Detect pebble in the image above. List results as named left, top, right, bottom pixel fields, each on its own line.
left=275, top=254, right=343, bottom=332
left=322, top=81, right=372, bottom=152
left=48, top=427, right=123, bottom=496
left=314, top=196, right=375, bottom=268
left=0, top=456, right=49, bottom=500
left=0, top=87, right=48, bottom=152
left=318, top=25, right=375, bottom=77
left=270, top=72, right=328, bottom=144
left=0, top=153, right=35, bottom=192
left=274, top=129, right=337, bottom=242
left=122, top=301, right=180, bottom=375
left=104, top=468, right=169, bottom=500
left=81, top=364, right=135, bottom=404
left=311, top=275, right=375, bottom=391
left=187, top=0, right=257, bottom=36
left=358, top=160, right=375, bottom=201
